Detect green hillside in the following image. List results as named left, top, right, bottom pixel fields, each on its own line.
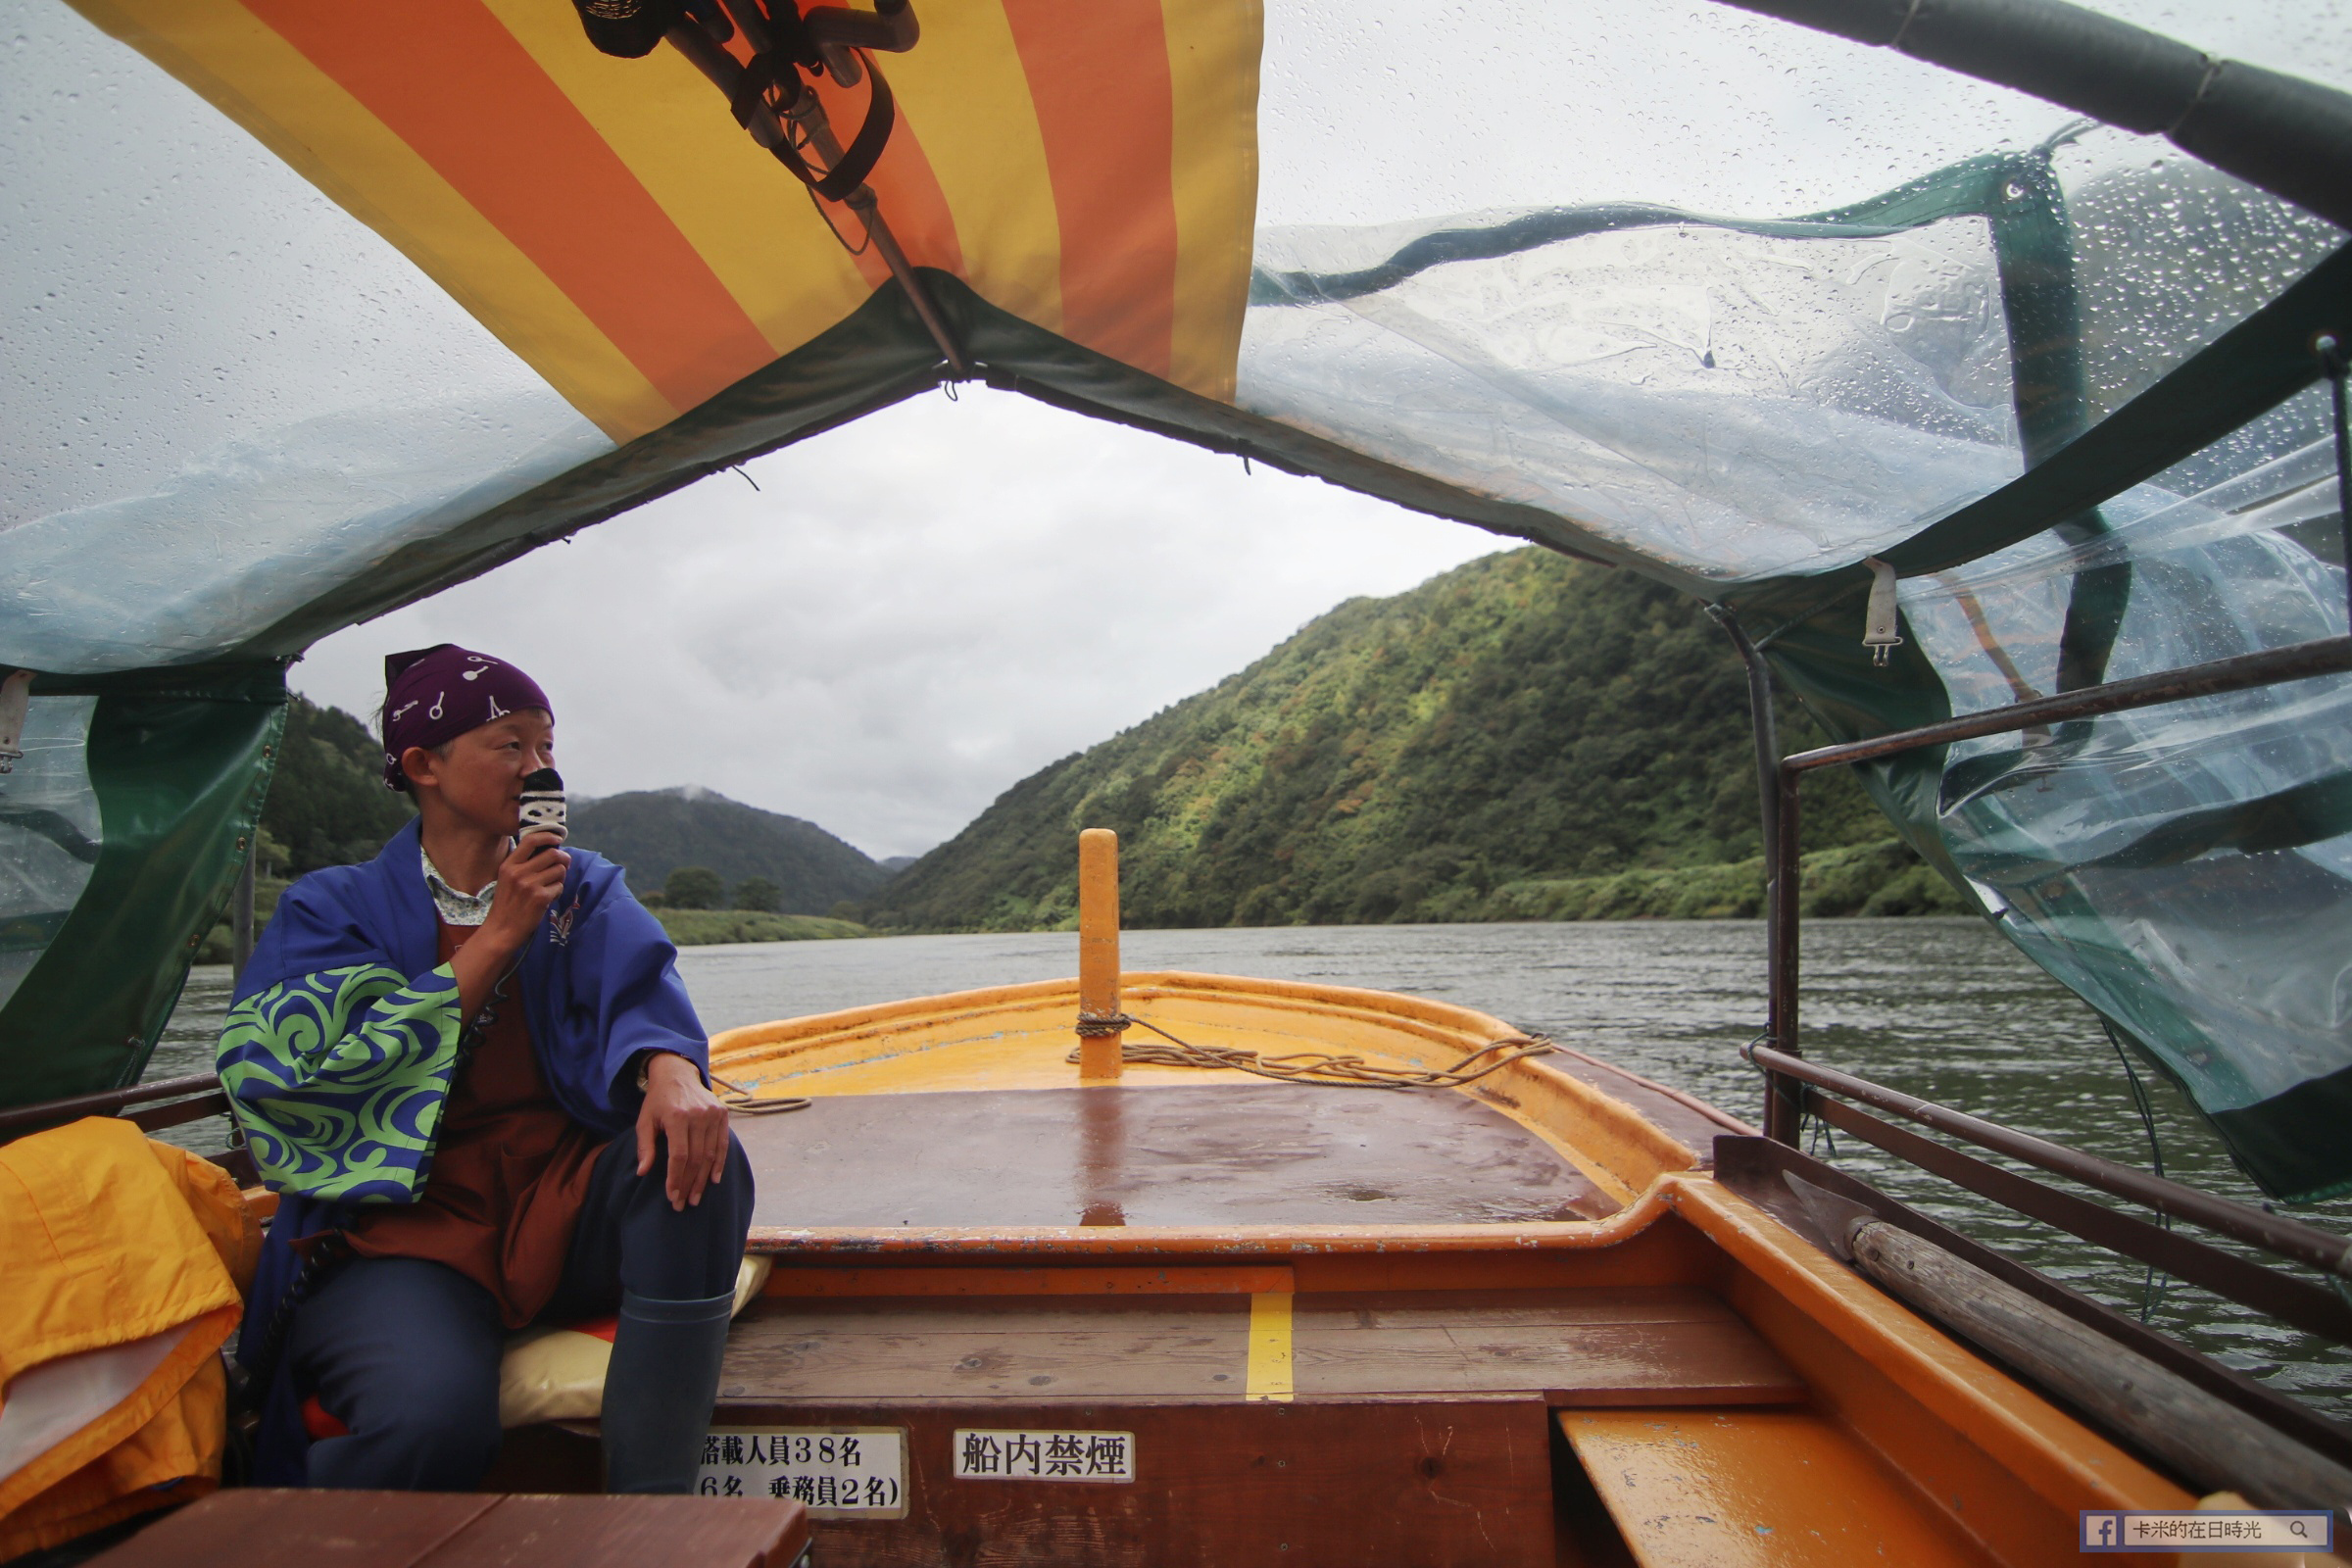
left=856, top=549, right=1961, bottom=932
left=569, top=788, right=887, bottom=915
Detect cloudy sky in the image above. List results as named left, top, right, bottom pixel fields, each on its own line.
left=291, top=392, right=1500, bottom=860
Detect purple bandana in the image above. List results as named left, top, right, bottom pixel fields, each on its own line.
left=380, top=645, right=553, bottom=790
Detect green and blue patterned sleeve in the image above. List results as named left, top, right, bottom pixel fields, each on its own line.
left=217, top=964, right=463, bottom=1203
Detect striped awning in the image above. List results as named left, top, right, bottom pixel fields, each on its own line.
left=73, top=0, right=1259, bottom=441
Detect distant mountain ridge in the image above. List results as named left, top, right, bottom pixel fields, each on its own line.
left=853, top=549, right=1934, bottom=932
left=569, top=787, right=886, bottom=914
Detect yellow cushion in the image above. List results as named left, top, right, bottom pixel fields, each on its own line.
left=496, top=1255, right=769, bottom=1428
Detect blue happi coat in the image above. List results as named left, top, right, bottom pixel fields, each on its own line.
left=219, top=816, right=707, bottom=1480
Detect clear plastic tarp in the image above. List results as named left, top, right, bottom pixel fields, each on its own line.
left=1238, top=122, right=2340, bottom=584
left=0, top=697, right=101, bottom=1012
left=2060, top=137, right=2348, bottom=423
left=6, top=0, right=2345, bottom=665
left=1898, top=376, right=2351, bottom=1188
left=0, top=3, right=609, bottom=674
left=1243, top=211, right=2023, bottom=581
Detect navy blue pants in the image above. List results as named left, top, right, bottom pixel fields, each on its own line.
left=287, top=1131, right=756, bottom=1491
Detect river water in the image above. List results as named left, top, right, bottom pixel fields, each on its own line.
left=157, top=916, right=2350, bottom=1420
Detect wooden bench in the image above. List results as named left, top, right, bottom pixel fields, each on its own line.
left=83, top=1491, right=808, bottom=1568
left=1560, top=1408, right=1990, bottom=1567
left=717, top=1285, right=1802, bottom=1406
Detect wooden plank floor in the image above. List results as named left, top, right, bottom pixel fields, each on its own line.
left=734, top=1084, right=1617, bottom=1228
left=718, top=1287, right=1802, bottom=1406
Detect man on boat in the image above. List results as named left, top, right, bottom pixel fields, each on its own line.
left=217, top=645, right=752, bottom=1493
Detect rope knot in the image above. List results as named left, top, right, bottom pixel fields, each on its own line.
left=1075, top=1010, right=1134, bottom=1038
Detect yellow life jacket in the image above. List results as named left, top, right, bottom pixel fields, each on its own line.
left=0, top=1117, right=258, bottom=1557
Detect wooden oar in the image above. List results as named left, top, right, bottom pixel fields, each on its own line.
left=1785, top=1172, right=2352, bottom=1517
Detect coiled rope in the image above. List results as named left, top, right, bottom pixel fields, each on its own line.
left=711, top=1071, right=811, bottom=1115
left=1065, top=1009, right=1556, bottom=1090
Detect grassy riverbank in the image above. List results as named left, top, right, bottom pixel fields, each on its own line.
left=653, top=910, right=871, bottom=945
left=1476, top=838, right=1965, bottom=922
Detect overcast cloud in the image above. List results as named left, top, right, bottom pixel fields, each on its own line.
left=292, top=388, right=1499, bottom=860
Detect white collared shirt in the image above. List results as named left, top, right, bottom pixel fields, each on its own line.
left=420, top=847, right=496, bottom=927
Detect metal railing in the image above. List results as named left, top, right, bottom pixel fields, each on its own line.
left=1719, top=623, right=2352, bottom=1343
left=0, top=1070, right=232, bottom=1138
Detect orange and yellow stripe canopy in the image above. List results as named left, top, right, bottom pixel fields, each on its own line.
left=73, top=0, right=1260, bottom=442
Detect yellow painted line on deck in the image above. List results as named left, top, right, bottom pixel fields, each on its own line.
left=1246, top=1291, right=1294, bottom=1401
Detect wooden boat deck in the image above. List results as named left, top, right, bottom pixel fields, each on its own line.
left=733, top=1083, right=1619, bottom=1229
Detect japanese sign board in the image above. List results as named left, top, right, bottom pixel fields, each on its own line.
left=698, top=1427, right=907, bottom=1519
left=952, top=1428, right=1137, bottom=1483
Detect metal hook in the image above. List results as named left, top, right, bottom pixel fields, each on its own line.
left=1861, top=557, right=1904, bottom=667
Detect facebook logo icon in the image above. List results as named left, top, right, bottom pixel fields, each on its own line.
left=2082, top=1508, right=2331, bottom=1551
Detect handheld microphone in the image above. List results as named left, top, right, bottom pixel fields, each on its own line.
left=517, top=767, right=567, bottom=844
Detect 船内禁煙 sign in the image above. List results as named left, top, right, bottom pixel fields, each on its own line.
left=953, top=1428, right=1136, bottom=1482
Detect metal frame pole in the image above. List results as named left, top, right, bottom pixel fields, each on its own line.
left=1707, top=606, right=1803, bottom=1143
left=1784, top=635, right=2352, bottom=776
left=1767, top=764, right=1804, bottom=1144
left=231, top=834, right=257, bottom=983
left=1719, top=625, right=2352, bottom=1149
left=1752, top=1043, right=2352, bottom=1283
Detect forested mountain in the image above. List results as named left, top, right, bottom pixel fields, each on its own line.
left=855, top=549, right=1956, bottom=932
left=568, top=788, right=887, bottom=914
left=262, top=697, right=413, bottom=873
left=253, top=701, right=882, bottom=914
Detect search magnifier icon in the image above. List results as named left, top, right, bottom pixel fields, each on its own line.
left=2291, top=1520, right=2311, bottom=1539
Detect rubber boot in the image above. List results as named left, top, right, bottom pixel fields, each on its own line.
left=601, top=1289, right=734, bottom=1494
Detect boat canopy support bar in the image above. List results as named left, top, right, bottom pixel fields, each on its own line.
left=1713, top=0, right=2352, bottom=234
left=1707, top=605, right=1804, bottom=1144
left=1782, top=635, right=2352, bottom=775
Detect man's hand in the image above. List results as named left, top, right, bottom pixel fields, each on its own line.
left=449, top=833, right=570, bottom=1021
left=635, top=1052, right=731, bottom=1211
left=480, top=832, right=568, bottom=955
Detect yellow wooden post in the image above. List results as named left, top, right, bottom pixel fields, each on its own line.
left=1077, top=828, right=1124, bottom=1082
